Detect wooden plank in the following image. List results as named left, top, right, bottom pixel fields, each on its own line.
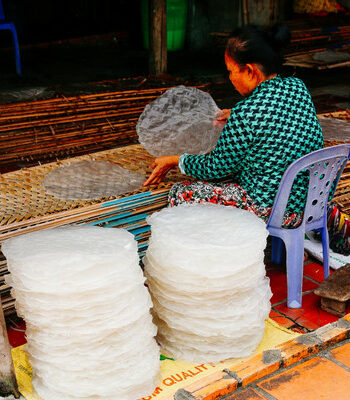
left=0, top=299, right=19, bottom=398
left=149, top=0, right=167, bottom=75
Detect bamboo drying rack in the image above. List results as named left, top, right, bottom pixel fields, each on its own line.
left=0, top=84, right=207, bottom=171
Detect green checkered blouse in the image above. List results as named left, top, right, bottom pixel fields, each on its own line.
left=179, top=76, right=323, bottom=213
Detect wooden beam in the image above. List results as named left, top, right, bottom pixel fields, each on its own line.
left=149, top=0, right=167, bottom=75
left=243, top=0, right=249, bottom=25
left=0, top=300, right=19, bottom=398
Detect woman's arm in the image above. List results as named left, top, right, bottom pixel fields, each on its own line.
left=143, top=112, right=250, bottom=185
left=181, top=112, right=251, bottom=180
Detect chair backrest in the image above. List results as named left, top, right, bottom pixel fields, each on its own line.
left=267, top=144, right=350, bottom=230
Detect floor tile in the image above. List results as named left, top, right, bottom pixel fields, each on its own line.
left=274, top=292, right=339, bottom=330
left=224, top=388, right=268, bottom=400
left=258, top=357, right=350, bottom=400
left=331, top=342, right=350, bottom=369
left=269, top=310, right=295, bottom=329
left=302, top=262, right=327, bottom=283
left=267, top=269, right=319, bottom=306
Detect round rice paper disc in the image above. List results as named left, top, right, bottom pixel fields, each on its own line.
left=136, top=85, right=222, bottom=156
left=44, top=161, right=145, bottom=200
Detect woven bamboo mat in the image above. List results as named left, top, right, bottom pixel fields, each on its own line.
left=0, top=144, right=185, bottom=239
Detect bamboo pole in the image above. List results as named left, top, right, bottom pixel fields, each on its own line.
left=243, top=0, right=249, bottom=25
left=0, top=300, right=19, bottom=398
left=149, top=0, right=167, bottom=75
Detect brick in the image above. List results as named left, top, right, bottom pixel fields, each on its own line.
left=277, top=317, right=350, bottom=367
left=225, top=350, right=281, bottom=387
left=224, top=388, right=268, bottom=399
left=173, top=370, right=238, bottom=400
left=331, top=342, right=350, bottom=368
left=316, top=323, right=350, bottom=347
left=258, top=357, right=350, bottom=400
left=276, top=337, right=321, bottom=367
left=168, top=316, right=350, bottom=400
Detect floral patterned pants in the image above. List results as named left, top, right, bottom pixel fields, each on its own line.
left=169, top=181, right=350, bottom=255
left=168, top=181, right=303, bottom=228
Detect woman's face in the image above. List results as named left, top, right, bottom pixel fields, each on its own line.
left=225, top=53, right=254, bottom=96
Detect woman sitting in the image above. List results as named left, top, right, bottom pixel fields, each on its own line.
left=144, top=23, right=324, bottom=230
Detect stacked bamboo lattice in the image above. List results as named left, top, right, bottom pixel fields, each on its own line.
left=283, top=25, right=350, bottom=69
left=0, top=85, right=207, bottom=171
left=321, top=110, right=350, bottom=213
left=211, top=25, right=350, bottom=56
left=0, top=252, right=12, bottom=316
left=287, top=25, right=350, bottom=57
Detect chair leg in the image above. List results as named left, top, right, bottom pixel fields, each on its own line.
left=271, top=236, right=284, bottom=264
left=285, top=235, right=304, bottom=308
left=320, top=227, right=330, bottom=280
left=10, top=26, right=21, bottom=75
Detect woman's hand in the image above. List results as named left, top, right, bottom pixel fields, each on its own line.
left=213, top=109, right=231, bottom=128
left=143, top=155, right=180, bottom=186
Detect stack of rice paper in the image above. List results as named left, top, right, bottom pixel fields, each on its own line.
left=2, top=226, right=159, bottom=400
left=144, top=204, right=272, bottom=363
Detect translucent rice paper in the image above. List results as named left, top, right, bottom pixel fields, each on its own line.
left=44, top=161, right=145, bottom=200
left=2, top=226, right=160, bottom=400
left=136, top=85, right=222, bottom=156
left=144, top=203, right=272, bottom=363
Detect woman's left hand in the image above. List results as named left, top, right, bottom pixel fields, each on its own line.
left=213, top=109, right=231, bottom=128
left=143, top=155, right=180, bottom=186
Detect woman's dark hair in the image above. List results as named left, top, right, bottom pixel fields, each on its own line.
left=226, top=23, right=291, bottom=76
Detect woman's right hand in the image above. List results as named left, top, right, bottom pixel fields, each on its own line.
left=213, top=109, right=231, bottom=128
left=143, top=155, right=180, bottom=186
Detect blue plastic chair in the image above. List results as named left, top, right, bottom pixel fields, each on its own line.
left=0, top=0, right=21, bottom=75
left=267, top=144, right=350, bottom=309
